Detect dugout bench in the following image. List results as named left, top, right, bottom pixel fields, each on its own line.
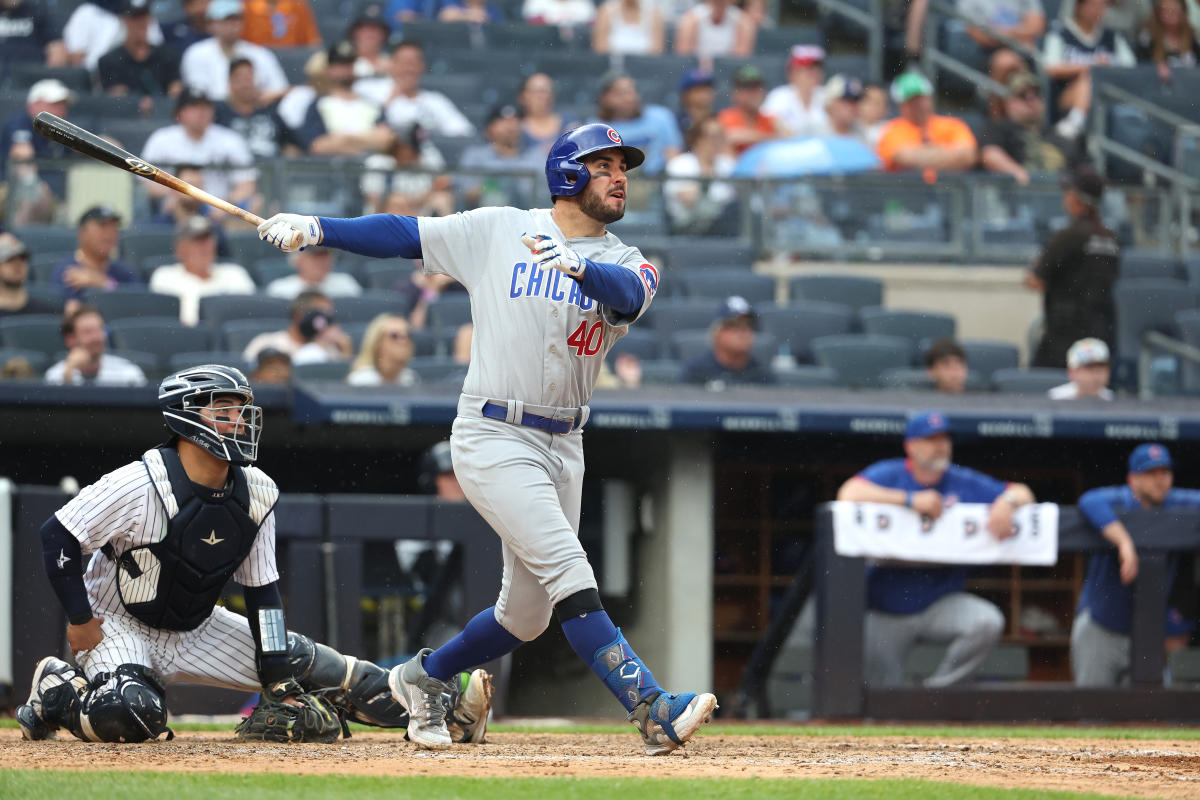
left=806, top=504, right=1200, bottom=721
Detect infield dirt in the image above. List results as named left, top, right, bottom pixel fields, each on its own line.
left=3, top=729, right=1199, bottom=798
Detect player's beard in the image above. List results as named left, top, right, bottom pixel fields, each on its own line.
left=579, top=185, right=626, bottom=224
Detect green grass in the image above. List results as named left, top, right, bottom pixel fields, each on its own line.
left=3, top=718, right=1199, bottom=739
left=0, top=772, right=1148, bottom=800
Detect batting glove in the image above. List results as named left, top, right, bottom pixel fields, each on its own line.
left=257, top=213, right=321, bottom=253
left=521, top=232, right=585, bottom=278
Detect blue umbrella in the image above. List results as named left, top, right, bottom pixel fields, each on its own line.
left=733, top=136, right=881, bottom=178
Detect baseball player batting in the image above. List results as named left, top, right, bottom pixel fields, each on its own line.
left=17, top=364, right=492, bottom=744
left=258, top=123, right=717, bottom=753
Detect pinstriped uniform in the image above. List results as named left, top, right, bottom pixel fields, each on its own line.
left=55, top=449, right=279, bottom=688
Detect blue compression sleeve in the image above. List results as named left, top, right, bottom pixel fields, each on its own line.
left=423, top=607, right=523, bottom=680
left=316, top=214, right=423, bottom=259
left=578, top=258, right=646, bottom=317
left=41, top=516, right=93, bottom=625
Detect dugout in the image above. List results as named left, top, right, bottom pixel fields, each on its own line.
left=2, top=381, right=1199, bottom=719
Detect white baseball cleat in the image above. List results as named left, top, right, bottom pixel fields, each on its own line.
left=628, top=691, right=719, bottom=756
left=388, top=648, right=453, bottom=750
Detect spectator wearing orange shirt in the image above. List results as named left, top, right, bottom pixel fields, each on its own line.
left=241, top=0, right=322, bottom=48
left=716, top=65, right=780, bottom=155
left=876, top=72, right=977, bottom=180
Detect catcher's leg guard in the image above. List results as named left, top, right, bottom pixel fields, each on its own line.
left=76, top=664, right=171, bottom=743
left=16, top=656, right=88, bottom=740
left=286, top=633, right=409, bottom=727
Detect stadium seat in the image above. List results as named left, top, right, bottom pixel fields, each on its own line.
left=199, top=295, right=290, bottom=326
left=1120, top=251, right=1184, bottom=281
left=0, top=314, right=63, bottom=356
left=409, top=356, right=469, bottom=383
left=332, top=291, right=406, bottom=323
left=754, top=25, right=823, bottom=54
left=25, top=283, right=65, bottom=309
left=755, top=300, right=855, bottom=363
left=108, top=318, right=213, bottom=362
left=293, top=361, right=351, bottom=381
left=109, top=348, right=163, bottom=380
left=399, top=21, right=478, bottom=48
left=275, top=47, right=321, bottom=84
left=670, top=330, right=778, bottom=364
left=640, top=299, right=719, bottom=332
left=27, top=251, right=74, bottom=284
left=121, top=228, right=180, bottom=270
left=639, top=359, right=685, bottom=385
left=607, top=328, right=667, bottom=362
left=410, top=328, right=439, bottom=357
left=98, top=118, right=161, bottom=156
left=789, top=274, right=883, bottom=312
left=221, top=319, right=288, bottom=353
left=141, top=253, right=178, bottom=276
left=250, top=258, right=294, bottom=288
left=659, top=238, right=756, bottom=271
left=225, top=231, right=274, bottom=268
left=168, top=351, right=251, bottom=374
left=365, top=261, right=414, bottom=291
left=10, top=64, right=92, bottom=91
left=859, top=308, right=956, bottom=351
left=960, top=339, right=1021, bottom=377
left=772, top=364, right=839, bottom=388
left=484, top=23, right=563, bottom=50
left=428, top=134, right=476, bottom=169
left=810, top=334, right=914, bottom=388
left=686, top=270, right=776, bottom=304
left=991, top=367, right=1068, bottom=394
left=13, top=226, right=78, bottom=255
left=1113, top=279, right=1200, bottom=361
left=880, top=366, right=935, bottom=390
left=0, top=347, right=50, bottom=377
left=84, top=288, right=181, bottom=322
left=426, top=293, right=473, bottom=333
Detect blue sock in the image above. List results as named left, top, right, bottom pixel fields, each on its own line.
left=423, top=607, right=523, bottom=681
left=562, top=612, right=661, bottom=712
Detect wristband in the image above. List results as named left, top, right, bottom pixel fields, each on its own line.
left=420, top=288, right=439, bottom=303
left=68, top=612, right=94, bottom=626
left=904, top=491, right=913, bottom=508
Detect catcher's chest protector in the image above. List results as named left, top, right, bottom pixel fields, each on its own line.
left=105, top=447, right=274, bottom=631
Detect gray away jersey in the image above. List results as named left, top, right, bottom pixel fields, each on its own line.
left=54, top=450, right=280, bottom=618
left=418, top=206, right=658, bottom=407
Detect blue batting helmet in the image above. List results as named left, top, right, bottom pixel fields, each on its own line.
left=545, top=123, right=645, bottom=197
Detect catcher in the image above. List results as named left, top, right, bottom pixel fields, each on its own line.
left=17, top=364, right=492, bottom=744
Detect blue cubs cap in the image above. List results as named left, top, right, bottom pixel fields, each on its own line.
left=906, top=410, right=950, bottom=440
left=1129, top=443, right=1172, bottom=473
left=679, top=68, right=714, bottom=92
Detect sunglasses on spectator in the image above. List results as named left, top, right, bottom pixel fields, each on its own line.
left=385, top=331, right=411, bottom=341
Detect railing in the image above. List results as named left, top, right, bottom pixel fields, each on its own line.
left=1138, top=330, right=1200, bottom=399
left=812, top=0, right=886, bottom=84
left=4, top=155, right=1187, bottom=262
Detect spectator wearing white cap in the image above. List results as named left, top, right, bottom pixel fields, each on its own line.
left=818, top=73, right=869, bottom=144
left=141, top=90, right=258, bottom=216
left=63, top=0, right=164, bottom=70
left=1049, top=337, right=1114, bottom=399
left=674, top=0, right=756, bottom=62
left=762, top=45, right=829, bottom=137
left=1, top=79, right=75, bottom=222
left=0, top=0, right=67, bottom=69
left=149, top=215, right=256, bottom=326
left=180, top=0, right=289, bottom=103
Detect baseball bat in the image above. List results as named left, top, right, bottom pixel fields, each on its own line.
left=32, top=111, right=301, bottom=249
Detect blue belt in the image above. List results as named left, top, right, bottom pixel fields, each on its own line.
left=482, top=401, right=579, bottom=435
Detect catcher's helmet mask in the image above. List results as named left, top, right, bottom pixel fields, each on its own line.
left=159, top=364, right=263, bottom=465
left=546, top=123, right=645, bottom=199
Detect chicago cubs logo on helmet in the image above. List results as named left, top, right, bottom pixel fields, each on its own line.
left=545, top=123, right=647, bottom=197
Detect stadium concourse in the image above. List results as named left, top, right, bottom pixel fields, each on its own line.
left=2, top=0, right=1200, bottom=733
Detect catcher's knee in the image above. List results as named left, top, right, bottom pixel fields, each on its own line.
left=78, top=664, right=170, bottom=743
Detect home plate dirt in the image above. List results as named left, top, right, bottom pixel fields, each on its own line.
left=2, top=729, right=1199, bottom=798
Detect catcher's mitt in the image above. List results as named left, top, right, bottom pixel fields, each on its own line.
left=235, top=680, right=344, bottom=743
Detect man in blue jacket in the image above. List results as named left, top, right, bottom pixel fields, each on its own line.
left=837, top=410, right=1036, bottom=686
left=1072, top=443, right=1200, bottom=685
